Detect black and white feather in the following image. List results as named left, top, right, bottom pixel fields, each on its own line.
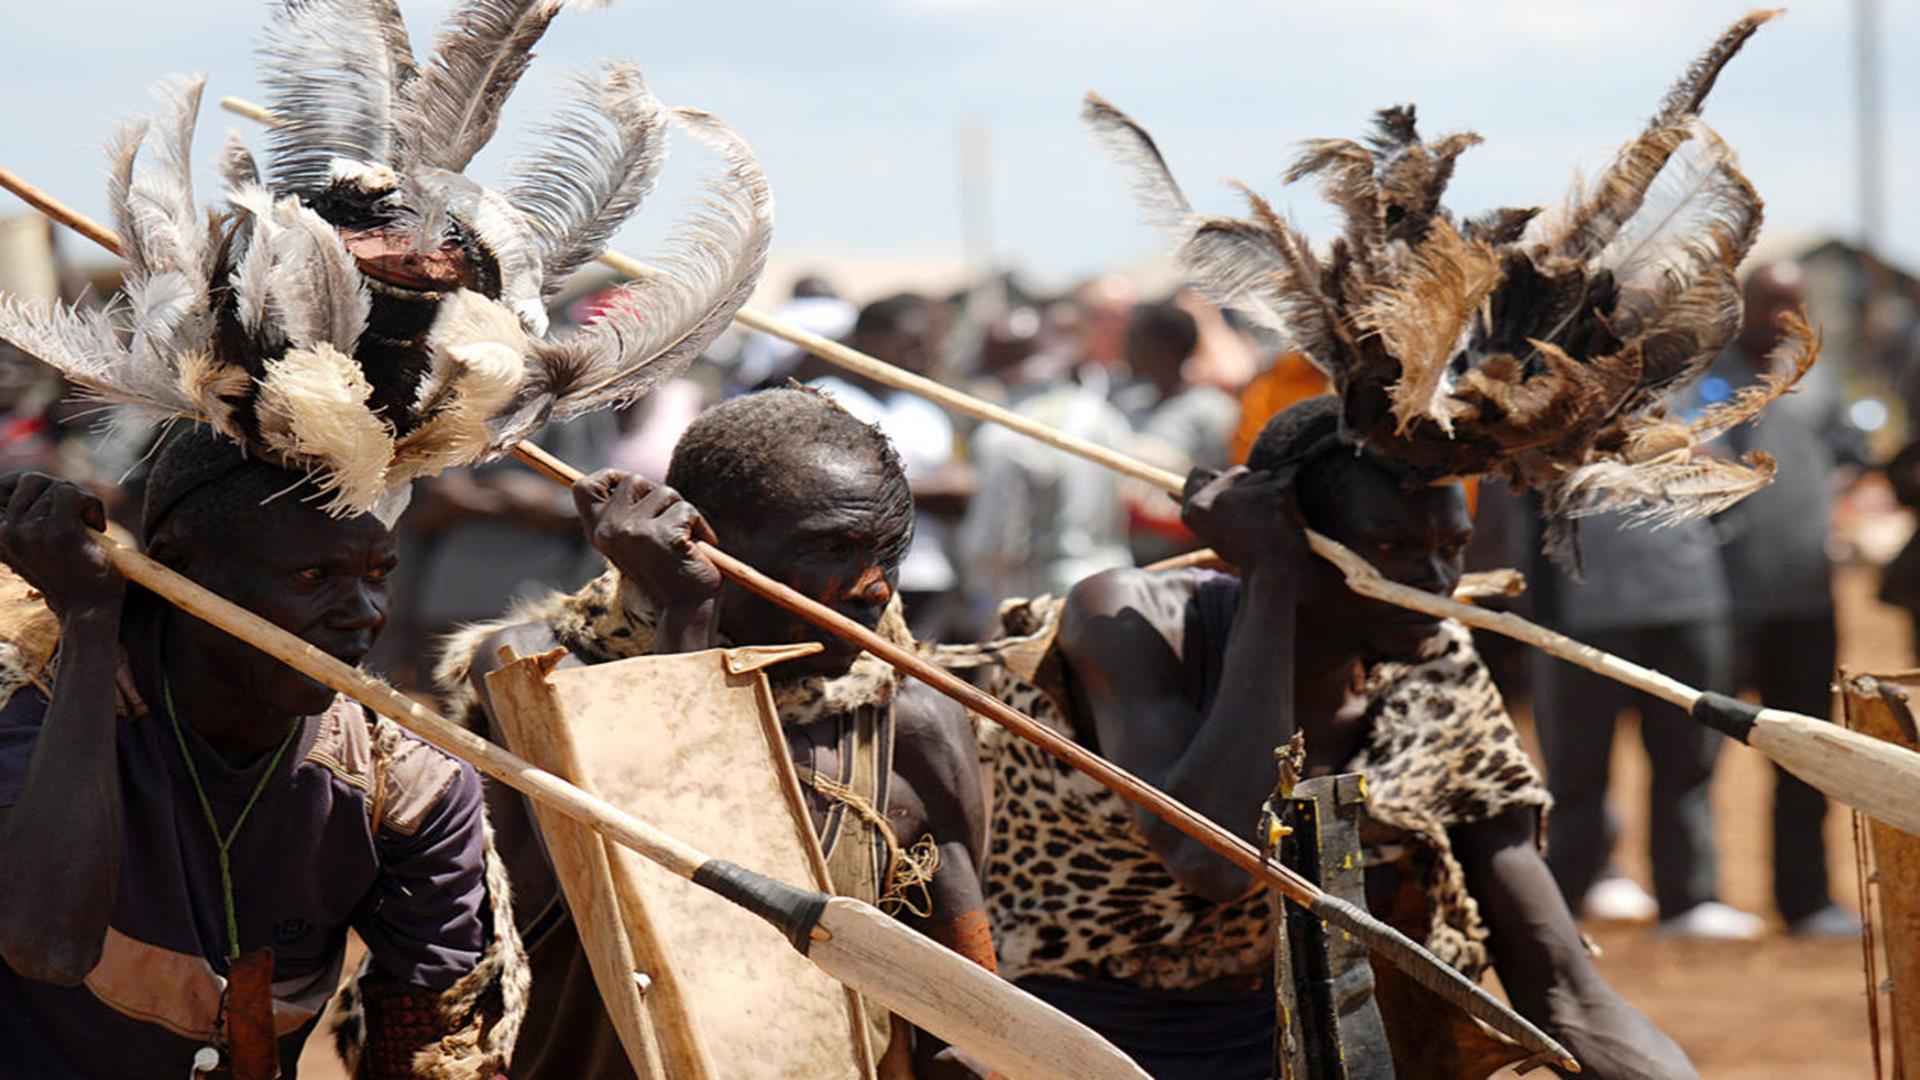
left=511, top=106, right=772, bottom=437
left=506, top=60, right=670, bottom=296
left=0, top=0, right=771, bottom=520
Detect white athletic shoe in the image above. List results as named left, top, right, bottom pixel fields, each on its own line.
left=1655, top=901, right=1766, bottom=940
left=1787, top=904, right=1861, bottom=939
left=1581, top=876, right=1658, bottom=923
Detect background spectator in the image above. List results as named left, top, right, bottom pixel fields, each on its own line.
left=1707, top=262, right=1865, bottom=938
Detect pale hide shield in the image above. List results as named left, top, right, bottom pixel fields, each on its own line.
left=486, top=644, right=877, bottom=1080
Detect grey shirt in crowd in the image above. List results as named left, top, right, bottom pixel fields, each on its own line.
left=1141, top=385, right=1241, bottom=473
left=1707, top=345, right=1848, bottom=621
left=1552, top=510, right=1731, bottom=635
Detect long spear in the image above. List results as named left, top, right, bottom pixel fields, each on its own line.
left=84, top=535, right=1147, bottom=1080
left=0, top=165, right=1576, bottom=1066
left=599, top=246, right=1920, bottom=842
left=705, top=273, right=1920, bottom=840
left=205, top=98, right=1920, bottom=838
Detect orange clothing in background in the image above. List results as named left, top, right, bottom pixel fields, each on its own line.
left=1231, top=352, right=1329, bottom=464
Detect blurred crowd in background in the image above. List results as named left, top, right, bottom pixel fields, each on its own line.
left=8, top=207, right=1920, bottom=940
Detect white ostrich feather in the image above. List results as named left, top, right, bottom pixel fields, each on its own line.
left=0, top=296, right=196, bottom=422
left=1596, top=122, right=1760, bottom=300
left=1081, top=94, right=1343, bottom=363
left=258, top=0, right=405, bottom=191
left=402, top=0, right=565, bottom=174
left=1081, top=92, right=1195, bottom=234
left=131, top=75, right=209, bottom=283
left=391, top=292, right=526, bottom=482
left=266, top=196, right=372, bottom=354
left=254, top=343, right=395, bottom=515
left=523, top=105, right=773, bottom=435
left=225, top=183, right=280, bottom=338
left=124, top=270, right=201, bottom=365
left=1558, top=451, right=1777, bottom=529
left=506, top=60, right=669, bottom=295
left=103, top=120, right=149, bottom=280
left=219, top=130, right=261, bottom=191
left=1174, top=216, right=1329, bottom=357
left=423, top=288, right=530, bottom=370
left=228, top=219, right=277, bottom=339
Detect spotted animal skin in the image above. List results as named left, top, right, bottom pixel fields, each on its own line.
left=940, top=596, right=1551, bottom=989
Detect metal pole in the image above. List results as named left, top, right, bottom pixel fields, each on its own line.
left=1855, top=0, right=1887, bottom=354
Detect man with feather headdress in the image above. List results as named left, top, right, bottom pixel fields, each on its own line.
left=0, top=0, right=773, bottom=1075
left=0, top=430, right=523, bottom=1079
left=945, top=10, right=1811, bottom=1078
left=951, top=397, right=1693, bottom=1079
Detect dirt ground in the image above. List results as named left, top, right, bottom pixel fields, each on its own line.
left=302, top=566, right=1907, bottom=1080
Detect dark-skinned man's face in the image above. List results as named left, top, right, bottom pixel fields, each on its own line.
left=1298, top=460, right=1471, bottom=661
left=857, top=307, right=937, bottom=377
left=160, top=505, right=397, bottom=716
left=710, top=445, right=908, bottom=680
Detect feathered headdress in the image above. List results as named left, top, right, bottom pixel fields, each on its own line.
left=1086, top=9, right=1813, bottom=562
left=0, top=0, right=772, bottom=520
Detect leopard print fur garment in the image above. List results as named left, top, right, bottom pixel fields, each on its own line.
left=434, top=565, right=910, bottom=728
left=935, top=595, right=1551, bottom=988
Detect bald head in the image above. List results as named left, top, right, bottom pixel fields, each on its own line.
left=1738, top=261, right=1808, bottom=362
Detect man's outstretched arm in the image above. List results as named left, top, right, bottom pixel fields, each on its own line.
left=1454, top=806, right=1699, bottom=1080
left=0, top=473, right=127, bottom=985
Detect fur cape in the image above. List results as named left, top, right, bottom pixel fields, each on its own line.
left=433, top=566, right=912, bottom=729
left=938, top=595, right=1551, bottom=983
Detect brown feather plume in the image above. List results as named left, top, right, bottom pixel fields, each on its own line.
left=1085, top=12, right=1796, bottom=566
left=1651, top=9, right=1780, bottom=128
left=1688, top=310, right=1819, bottom=443
left=1353, top=219, right=1500, bottom=434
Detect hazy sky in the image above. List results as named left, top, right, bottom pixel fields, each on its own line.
left=5, top=1, right=1915, bottom=296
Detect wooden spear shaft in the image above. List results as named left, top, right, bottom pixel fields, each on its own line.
left=0, top=166, right=122, bottom=254
left=505, top=441, right=1576, bottom=1068
left=594, top=261, right=1920, bottom=839
left=86, top=536, right=1148, bottom=1080
left=184, top=101, right=1920, bottom=803
left=0, top=160, right=1574, bottom=1064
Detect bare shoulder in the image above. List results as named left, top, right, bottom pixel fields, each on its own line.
left=1062, top=565, right=1158, bottom=625
left=890, top=679, right=974, bottom=777
left=1058, top=566, right=1201, bottom=682
left=888, top=678, right=986, bottom=852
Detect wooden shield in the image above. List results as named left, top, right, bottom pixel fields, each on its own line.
left=486, top=645, right=876, bottom=1080
left=1840, top=669, right=1920, bottom=1075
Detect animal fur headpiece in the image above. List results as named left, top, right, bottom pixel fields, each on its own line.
left=1087, top=10, right=1815, bottom=561
left=0, top=0, right=772, bottom=521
